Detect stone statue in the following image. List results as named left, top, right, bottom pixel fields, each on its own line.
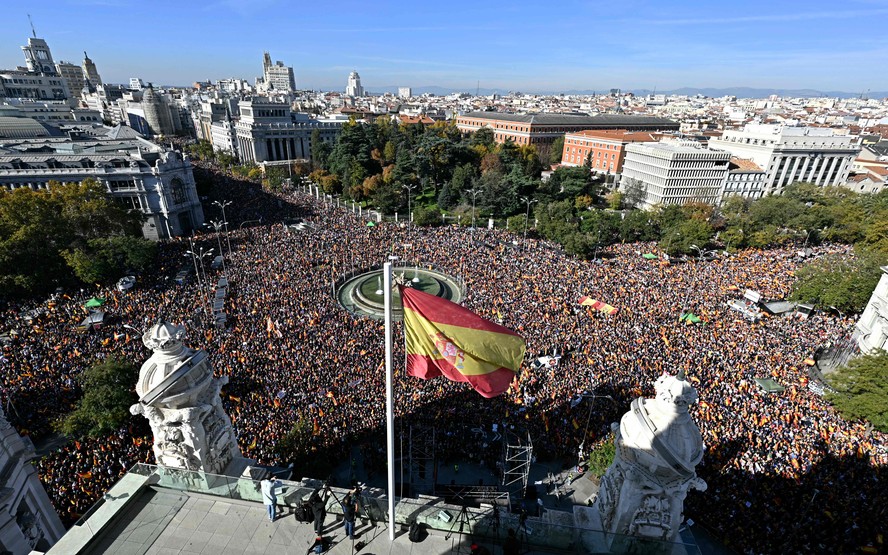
left=129, top=321, right=241, bottom=475
left=593, top=371, right=707, bottom=547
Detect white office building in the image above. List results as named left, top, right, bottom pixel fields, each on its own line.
left=345, top=71, right=364, bottom=97
left=398, top=87, right=412, bottom=99
left=234, top=98, right=341, bottom=164
left=261, top=52, right=296, bottom=93
left=621, top=140, right=731, bottom=209
left=709, top=124, right=860, bottom=194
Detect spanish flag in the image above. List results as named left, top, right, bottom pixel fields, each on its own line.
left=401, top=286, right=525, bottom=398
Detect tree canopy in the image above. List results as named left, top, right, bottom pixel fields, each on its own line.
left=0, top=178, right=151, bottom=297
left=57, top=356, right=139, bottom=439
left=826, top=351, right=888, bottom=433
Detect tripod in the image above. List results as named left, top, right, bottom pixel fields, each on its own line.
left=445, top=503, right=478, bottom=554
left=478, top=503, right=501, bottom=553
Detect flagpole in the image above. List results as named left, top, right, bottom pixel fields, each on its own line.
left=383, top=261, right=396, bottom=541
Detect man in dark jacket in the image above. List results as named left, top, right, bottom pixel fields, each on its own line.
left=309, top=487, right=327, bottom=535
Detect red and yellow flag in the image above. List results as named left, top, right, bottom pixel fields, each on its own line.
left=401, top=286, right=526, bottom=398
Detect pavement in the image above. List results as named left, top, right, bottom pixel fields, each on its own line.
left=80, top=486, right=568, bottom=555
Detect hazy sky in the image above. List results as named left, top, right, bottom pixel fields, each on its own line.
left=1, top=0, right=886, bottom=93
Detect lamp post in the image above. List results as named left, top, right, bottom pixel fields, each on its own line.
left=208, top=220, right=227, bottom=275
left=690, top=244, right=703, bottom=262
left=186, top=246, right=214, bottom=318
left=212, top=200, right=232, bottom=255
left=520, top=196, right=538, bottom=247
left=402, top=183, right=417, bottom=230
left=467, top=188, right=481, bottom=230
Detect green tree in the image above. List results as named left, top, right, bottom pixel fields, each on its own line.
left=413, top=205, right=441, bottom=226
left=57, top=356, right=138, bottom=439
left=311, top=129, right=331, bottom=170
left=826, top=351, right=888, bottom=432
left=585, top=434, right=617, bottom=477
left=549, top=136, right=565, bottom=165
left=62, top=236, right=157, bottom=284
left=659, top=218, right=714, bottom=256
left=620, top=210, right=659, bottom=243
left=621, top=178, right=646, bottom=208
left=789, top=248, right=887, bottom=314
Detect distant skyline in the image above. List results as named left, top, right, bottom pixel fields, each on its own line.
left=1, top=0, right=887, bottom=94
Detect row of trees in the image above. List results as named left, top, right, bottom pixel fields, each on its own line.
left=0, top=179, right=156, bottom=297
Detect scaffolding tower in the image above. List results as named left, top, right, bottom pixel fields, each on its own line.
left=408, top=425, right=436, bottom=495
left=501, top=431, right=533, bottom=509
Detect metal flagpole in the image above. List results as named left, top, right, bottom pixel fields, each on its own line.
left=383, top=262, right=395, bottom=540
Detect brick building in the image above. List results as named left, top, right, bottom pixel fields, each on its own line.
left=455, top=112, right=678, bottom=147
left=560, top=129, right=663, bottom=173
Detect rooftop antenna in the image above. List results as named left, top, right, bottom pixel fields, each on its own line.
left=476, top=80, right=479, bottom=97
left=28, top=14, right=36, bottom=38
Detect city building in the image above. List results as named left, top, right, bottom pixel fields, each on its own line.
left=709, top=124, right=860, bottom=194
left=234, top=97, right=341, bottom=163
left=0, top=35, right=71, bottom=102
left=261, top=52, right=296, bottom=93
left=0, top=100, right=101, bottom=125
left=455, top=112, right=678, bottom=147
left=81, top=51, right=102, bottom=87
left=856, top=266, right=888, bottom=354
left=620, top=140, right=731, bottom=209
left=0, top=406, right=66, bottom=554
left=128, top=78, right=144, bottom=91
left=53, top=61, right=85, bottom=100
left=560, top=129, right=662, bottom=173
left=721, top=157, right=767, bottom=201
left=0, top=125, right=203, bottom=240
left=398, top=86, right=412, bottom=99
left=345, top=71, right=364, bottom=97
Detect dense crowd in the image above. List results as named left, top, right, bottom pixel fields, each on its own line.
left=1, top=170, right=885, bottom=553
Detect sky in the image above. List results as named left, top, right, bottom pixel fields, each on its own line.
left=1, top=0, right=886, bottom=94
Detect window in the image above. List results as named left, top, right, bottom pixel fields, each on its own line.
left=170, top=178, right=188, bottom=205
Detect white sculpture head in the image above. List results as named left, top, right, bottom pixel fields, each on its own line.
left=653, top=371, right=698, bottom=413
left=142, top=321, right=186, bottom=354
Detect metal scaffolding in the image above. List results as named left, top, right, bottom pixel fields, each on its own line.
left=408, top=425, right=436, bottom=495
left=501, top=431, right=533, bottom=507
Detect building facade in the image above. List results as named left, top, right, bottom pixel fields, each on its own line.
left=721, top=157, right=766, bottom=202
left=0, top=406, right=66, bottom=554
left=456, top=112, right=678, bottom=146
left=53, top=61, right=85, bottom=100
left=0, top=132, right=203, bottom=240
left=621, top=141, right=731, bottom=209
left=561, top=129, right=662, bottom=173
left=261, top=52, right=296, bottom=93
left=345, top=71, right=364, bottom=97
left=709, top=124, right=860, bottom=194
left=81, top=51, right=102, bottom=87
left=234, top=98, right=341, bottom=163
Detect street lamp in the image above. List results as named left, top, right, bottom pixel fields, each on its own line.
left=520, top=196, right=538, bottom=246
left=208, top=220, right=227, bottom=275
left=690, top=244, right=703, bottom=262
left=402, top=183, right=418, bottom=230
left=212, top=200, right=232, bottom=255
left=186, top=245, right=214, bottom=317
left=467, top=188, right=482, bottom=230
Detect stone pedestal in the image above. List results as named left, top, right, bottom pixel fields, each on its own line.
left=130, top=322, right=247, bottom=476
left=593, top=372, right=707, bottom=551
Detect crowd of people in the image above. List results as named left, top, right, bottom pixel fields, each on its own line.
left=1, top=168, right=885, bottom=553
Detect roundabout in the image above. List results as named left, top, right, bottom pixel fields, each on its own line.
left=335, top=265, right=464, bottom=320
